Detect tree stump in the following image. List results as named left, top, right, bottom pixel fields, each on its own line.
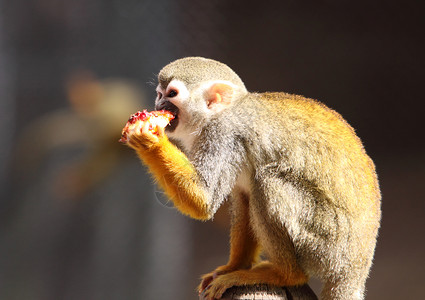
left=200, top=284, right=318, bottom=300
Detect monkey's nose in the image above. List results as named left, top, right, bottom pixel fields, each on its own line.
left=156, top=100, right=178, bottom=115
left=155, top=99, right=167, bottom=111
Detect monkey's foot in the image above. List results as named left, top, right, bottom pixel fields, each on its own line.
left=200, top=262, right=308, bottom=300
left=199, top=265, right=240, bottom=293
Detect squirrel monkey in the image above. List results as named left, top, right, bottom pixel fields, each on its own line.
left=125, top=57, right=381, bottom=300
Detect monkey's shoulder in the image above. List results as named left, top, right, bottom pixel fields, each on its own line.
left=256, top=92, right=351, bottom=129
left=258, top=92, right=327, bottom=110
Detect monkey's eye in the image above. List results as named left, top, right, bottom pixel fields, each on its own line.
left=157, top=92, right=163, bottom=99
left=167, top=89, right=178, bottom=98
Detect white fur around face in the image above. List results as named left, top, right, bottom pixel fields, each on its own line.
left=155, top=79, right=238, bottom=152
left=155, top=79, right=190, bottom=108
left=156, top=80, right=199, bottom=151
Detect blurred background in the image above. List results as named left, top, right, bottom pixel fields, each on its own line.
left=0, top=0, right=424, bottom=299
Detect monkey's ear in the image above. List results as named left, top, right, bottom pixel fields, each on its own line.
left=206, top=82, right=234, bottom=110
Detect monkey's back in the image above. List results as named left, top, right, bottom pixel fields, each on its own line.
left=239, top=92, right=380, bottom=211
left=232, top=92, right=381, bottom=280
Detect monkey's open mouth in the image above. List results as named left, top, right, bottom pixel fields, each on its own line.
left=156, top=101, right=179, bottom=132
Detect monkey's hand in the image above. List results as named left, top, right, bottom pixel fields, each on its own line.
left=126, top=121, right=164, bottom=150
left=119, top=109, right=174, bottom=145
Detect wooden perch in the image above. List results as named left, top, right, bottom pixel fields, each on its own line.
left=200, top=284, right=318, bottom=300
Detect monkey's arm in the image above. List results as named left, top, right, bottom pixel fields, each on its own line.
left=128, top=122, right=244, bottom=221
left=128, top=125, right=211, bottom=220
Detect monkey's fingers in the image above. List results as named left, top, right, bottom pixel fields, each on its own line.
left=126, top=121, right=161, bottom=150
left=199, top=272, right=218, bottom=293
left=140, top=120, right=151, bottom=134
left=119, top=120, right=145, bottom=143
left=155, top=124, right=166, bottom=138
left=119, top=109, right=174, bottom=143
left=199, top=265, right=239, bottom=294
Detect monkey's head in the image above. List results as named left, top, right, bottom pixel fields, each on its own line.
left=155, top=57, right=248, bottom=147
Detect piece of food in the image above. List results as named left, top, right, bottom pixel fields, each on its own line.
left=119, top=109, right=175, bottom=143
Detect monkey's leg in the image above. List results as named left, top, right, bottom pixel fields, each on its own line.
left=321, top=277, right=366, bottom=300
left=202, top=261, right=308, bottom=300
left=129, top=132, right=211, bottom=220
left=199, top=191, right=260, bottom=292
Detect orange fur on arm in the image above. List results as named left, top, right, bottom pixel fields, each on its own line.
left=135, top=135, right=212, bottom=220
